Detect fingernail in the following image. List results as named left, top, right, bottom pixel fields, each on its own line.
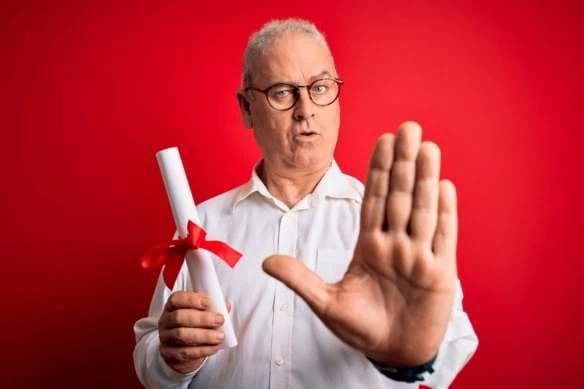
left=215, top=314, right=224, bottom=325
left=216, top=332, right=225, bottom=341
left=202, top=298, right=211, bottom=308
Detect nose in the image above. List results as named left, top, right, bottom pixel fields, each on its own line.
left=293, top=87, right=315, bottom=121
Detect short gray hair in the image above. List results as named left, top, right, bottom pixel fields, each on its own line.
left=241, top=18, right=333, bottom=88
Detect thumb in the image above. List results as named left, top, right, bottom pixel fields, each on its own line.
left=262, top=255, right=331, bottom=316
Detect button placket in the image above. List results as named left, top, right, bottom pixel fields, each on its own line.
left=269, top=211, right=299, bottom=389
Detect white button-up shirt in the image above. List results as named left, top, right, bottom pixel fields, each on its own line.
left=134, top=161, right=478, bottom=389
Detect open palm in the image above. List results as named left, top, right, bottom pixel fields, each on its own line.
left=263, top=122, right=458, bottom=367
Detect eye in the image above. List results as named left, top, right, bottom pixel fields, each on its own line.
left=274, top=89, right=290, bottom=97
left=312, top=84, right=328, bottom=94
left=270, top=85, right=295, bottom=100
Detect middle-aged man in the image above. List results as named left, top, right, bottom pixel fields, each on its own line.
left=134, top=18, right=478, bottom=388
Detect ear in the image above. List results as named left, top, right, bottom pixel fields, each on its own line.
left=236, top=90, right=253, bottom=129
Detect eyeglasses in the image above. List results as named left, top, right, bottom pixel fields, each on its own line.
left=245, top=78, right=343, bottom=111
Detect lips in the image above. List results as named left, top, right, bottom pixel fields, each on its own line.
left=297, top=131, right=318, bottom=136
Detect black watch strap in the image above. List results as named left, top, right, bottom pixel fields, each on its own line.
left=367, top=354, right=437, bottom=383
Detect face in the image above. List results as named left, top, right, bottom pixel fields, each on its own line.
left=238, top=31, right=340, bottom=172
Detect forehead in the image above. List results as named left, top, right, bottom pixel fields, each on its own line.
left=252, top=31, right=336, bottom=86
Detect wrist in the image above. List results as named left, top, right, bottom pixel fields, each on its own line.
left=168, top=357, right=206, bottom=375
left=367, top=353, right=437, bottom=383
left=157, top=351, right=204, bottom=382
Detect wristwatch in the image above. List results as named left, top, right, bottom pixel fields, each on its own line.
left=367, top=354, right=437, bottom=383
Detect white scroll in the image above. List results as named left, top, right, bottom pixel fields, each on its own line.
left=156, top=147, right=237, bottom=348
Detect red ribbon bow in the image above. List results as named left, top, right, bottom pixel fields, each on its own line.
left=141, top=220, right=242, bottom=289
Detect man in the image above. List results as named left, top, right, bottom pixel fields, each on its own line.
left=134, top=18, right=478, bottom=388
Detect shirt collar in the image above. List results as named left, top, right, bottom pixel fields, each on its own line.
left=230, top=159, right=362, bottom=212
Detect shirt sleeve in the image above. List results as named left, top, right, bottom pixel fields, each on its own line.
left=133, top=262, right=206, bottom=388
left=420, top=278, right=479, bottom=387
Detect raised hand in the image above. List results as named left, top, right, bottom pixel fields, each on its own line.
left=263, top=121, right=458, bottom=367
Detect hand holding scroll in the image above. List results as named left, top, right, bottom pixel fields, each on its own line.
left=159, top=292, right=232, bottom=374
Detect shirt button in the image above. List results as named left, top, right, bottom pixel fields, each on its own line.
left=279, top=304, right=288, bottom=312
left=276, top=358, right=285, bottom=366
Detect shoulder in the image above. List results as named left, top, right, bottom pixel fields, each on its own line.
left=343, top=173, right=365, bottom=198
left=197, top=184, right=245, bottom=216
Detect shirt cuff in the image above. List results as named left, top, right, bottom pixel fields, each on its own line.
left=158, top=352, right=208, bottom=381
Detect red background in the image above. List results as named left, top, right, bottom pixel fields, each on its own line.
left=1, top=1, right=583, bottom=387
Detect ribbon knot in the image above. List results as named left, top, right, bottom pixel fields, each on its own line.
left=141, top=220, right=242, bottom=289
left=187, top=223, right=206, bottom=249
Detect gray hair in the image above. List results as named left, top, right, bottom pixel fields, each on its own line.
left=241, top=18, right=333, bottom=88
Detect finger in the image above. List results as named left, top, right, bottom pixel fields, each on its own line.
left=387, top=121, right=422, bottom=232
left=162, top=309, right=226, bottom=329
left=226, top=300, right=232, bottom=313
left=432, top=179, right=458, bottom=259
left=160, top=327, right=226, bottom=347
left=160, top=344, right=221, bottom=365
left=410, top=142, right=441, bottom=243
left=165, top=291, right=211, bottom=312
left=262, top=255, right=331, bottom=317
left=361, top=133, right=395, bottom=232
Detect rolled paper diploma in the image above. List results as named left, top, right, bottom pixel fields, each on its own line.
left=156, top=147, right=237, bottom=349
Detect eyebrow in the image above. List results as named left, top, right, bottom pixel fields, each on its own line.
left=269, top=70, right=336, bottom=86
left=310, top=70, right=334, bottom=81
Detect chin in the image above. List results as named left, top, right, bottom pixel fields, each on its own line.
left=290, top=153, right=331, bottom=170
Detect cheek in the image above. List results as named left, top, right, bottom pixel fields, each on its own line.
left=252, top=112, right=290, bottom=148
left=323, top=105, right=341, bottom=136
left=262, top=110, right=291, bottom=132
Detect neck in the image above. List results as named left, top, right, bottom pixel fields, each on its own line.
left=259, top=159, right=331, bottom=208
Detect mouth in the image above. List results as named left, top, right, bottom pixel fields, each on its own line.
left=296, top=130, right=319, bottom=137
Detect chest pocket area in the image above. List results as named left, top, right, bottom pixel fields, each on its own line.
left=316, top=248, right=353, bottom=284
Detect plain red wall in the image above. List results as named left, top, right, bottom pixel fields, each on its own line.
left=2, top=1, right=583, bottom=387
